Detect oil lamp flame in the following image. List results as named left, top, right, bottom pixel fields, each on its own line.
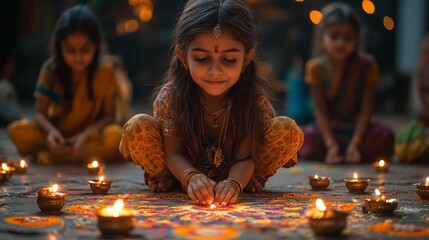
left=113, top=199, right=124, bottom=217
left=91, top=160, right=99, bottom=168
left=20, top=160, right=26, bottom=168
left=51, top=184, right=58, bottom=193
left=316, top=198, right=327, bottom=211
left=210, top=204, right=216, bottom=209
left=1, top=163, right=7, bottom=171
left=99, top=176, right=104, bottom=182
left=426, top=177, right=429, bottom=183
left=314, top=175, right=319, bottom=179
left=375, top=189, right=381, bottom=196
left=353, top=173, right=358, bottom=179
left=379, top=160, right=385, bottom=167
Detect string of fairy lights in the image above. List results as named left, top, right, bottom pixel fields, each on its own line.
left=116, top=0, right=395, bottom=35
left=303, top=0, right=395, bottom=30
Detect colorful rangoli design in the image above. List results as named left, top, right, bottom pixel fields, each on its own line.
left=368, top=221, right=429, bottom=237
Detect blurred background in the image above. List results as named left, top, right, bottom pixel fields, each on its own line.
left=0, top=0, right=428, bottom=121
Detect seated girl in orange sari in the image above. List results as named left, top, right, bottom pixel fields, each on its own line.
left=7, top=5, right=131, bottom=164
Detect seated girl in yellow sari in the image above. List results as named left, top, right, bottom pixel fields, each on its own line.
left=7, top=5, right=131, bottom=164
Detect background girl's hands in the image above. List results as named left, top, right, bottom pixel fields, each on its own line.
left=214, top=181, right=239, bottom=206
left=325, top=143, right=343, bottom=164
left=46, top=129, right=71, bottom=153
left=345, top=143, right=362, bottom=163
left=187, top=174, right=216, bottom=205
left=68, top=131, right=90, bottom=154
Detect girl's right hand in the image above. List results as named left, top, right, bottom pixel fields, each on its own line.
left=325, top=144, right=343, bottom=164
left=187, top=174, right=216, bottom=205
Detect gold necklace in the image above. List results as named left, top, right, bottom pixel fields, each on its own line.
left=202, top=101, right=232, bottom=168
left=203, top=102, right=228, bottom=128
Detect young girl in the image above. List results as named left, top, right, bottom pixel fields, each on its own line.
left=7, top=5, right=131, bottom=164
left=120, top=0, right=303, bottom=206
left=396, top=34, right=429, bottom=163
left=298, top=3, right=394, bottom=164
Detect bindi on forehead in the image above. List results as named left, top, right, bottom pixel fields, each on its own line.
left=214, top=46, right=219, bottom=53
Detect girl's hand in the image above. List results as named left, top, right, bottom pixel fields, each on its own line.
left=47, top=129, right=70, bottom=153
left=214, top=180, right=240, bottom=206
left=345, top=143, right=361, bottom=163
left=325, top=144, right=343, bottom=164
left=187, top=174, right=216, bottom=205
left=68, top=131, right=90, bottom=154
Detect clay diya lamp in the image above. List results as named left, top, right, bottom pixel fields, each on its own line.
left=415, top=177, right=429, bottom=200
left=95, top=199, right=136, bottom=235
left=373, top=159, right=389, bottom=173
left=89, top=176, right=112, bottom=194
left=344, top=173, right=369, bottom=193
left=306, top=198, right=349, bottom=236
left=363, top=189, right=398, bottom=215
left=308, top=175, right=330, bottom=190
left=11, top=159, right=28, bottom=174
left=0, top=170, right=12, bottom=183
left=87, top=160, right=101, bottom=175
left=37, top=184, right=65, bottom=212
left=1, top=163, right=14, bottom=182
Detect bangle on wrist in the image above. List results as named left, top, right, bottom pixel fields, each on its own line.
left=222, top=178, right=243, bottom=195
left=180, top=168, right=202, bottom=191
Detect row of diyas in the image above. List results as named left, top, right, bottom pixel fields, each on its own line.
left=309, top=172, right=429, bottom=200
left=0, top=160, right=28, bottom=183
left=306, top=189, right=398, bottom=237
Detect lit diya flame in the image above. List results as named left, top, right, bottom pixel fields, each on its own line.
left=375, top=189, right=381, bottom=197
left=378, top=160, right=385, bottom=167
left=113, top=199, right=124, bottom=217
left=50, top=184, right=59, bottom=194
left=353, top=173, right=358, bottom=179
left=314, top=175, right=319, bottom=179
left=99, top=176, right=104, bottom=182
left=1, top=163, right=9, bottom=171
left=210, top=204, right=216, bottom=209
left=426, top=177, right=429, bottom=183
left=20, top=160, right=26, bottom=168
left=91, top=160, right=99, bottom=168
left=316, top=198, right=327, bottom=211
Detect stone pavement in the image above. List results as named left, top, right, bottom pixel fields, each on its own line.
left=0, top=107, right=428, bottom=239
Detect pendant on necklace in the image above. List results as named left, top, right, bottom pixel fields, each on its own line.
left=213, top=148, right=223, bottom=168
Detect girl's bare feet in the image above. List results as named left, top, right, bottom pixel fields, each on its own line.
left=244, top=176, right=266, bottom=193
left=144, top=173, right=176, bottom=192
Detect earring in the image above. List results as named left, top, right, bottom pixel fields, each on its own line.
left=183, top=64, right=188, bottom=70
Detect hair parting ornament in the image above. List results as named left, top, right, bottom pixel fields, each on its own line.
left=213, top=0, right=222, bottom=38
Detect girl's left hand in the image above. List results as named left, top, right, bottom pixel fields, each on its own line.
left=68, top=131, right=90, bottom=154
left=345, top=143, right=361, bottom=163
left=214, top=181, right=239, bottom=206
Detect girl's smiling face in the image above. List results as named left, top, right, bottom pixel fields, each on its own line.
left=61, top=32, right=96, bottom=73
left=177, top=29, right=254, bottom=97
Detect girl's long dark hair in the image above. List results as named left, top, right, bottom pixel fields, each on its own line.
left=51, top=4, right=101, bottom=105
left=154, top=0, right=273, bottom=165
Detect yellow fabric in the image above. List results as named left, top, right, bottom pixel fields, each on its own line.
left=305, top=55, right=380, bottom=100
left=34, top=60, right=118, bottom=137
left=120, top=114, right=304, bottom=181
left=7, top=119, right=123, bottom=163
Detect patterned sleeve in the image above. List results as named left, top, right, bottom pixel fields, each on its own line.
left=304, top=58, right=321, bottom=85
left=153, top=85, right=177, bottom=137
left=258, top=94, right=276, bottom=120
left=34, top=61, right=61, bottom=104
